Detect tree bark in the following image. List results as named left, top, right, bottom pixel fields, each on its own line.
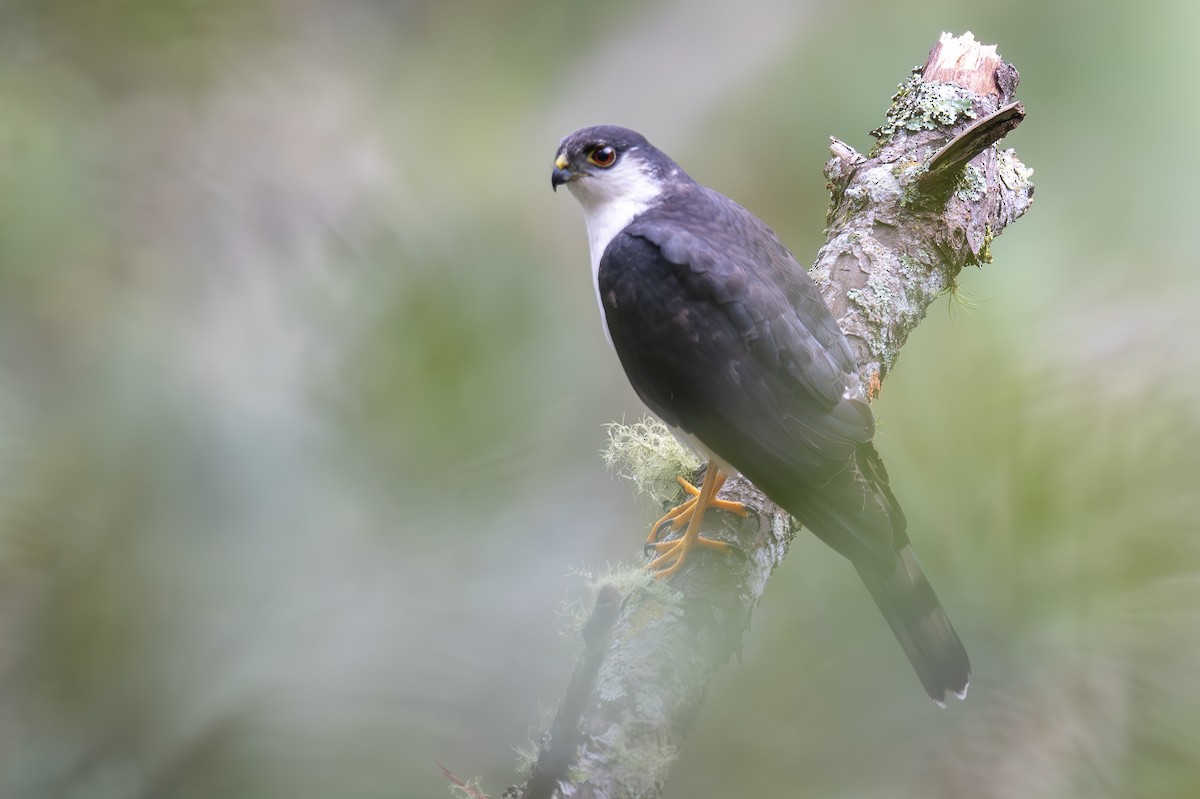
left=510, top=32, right=1034, bottom=799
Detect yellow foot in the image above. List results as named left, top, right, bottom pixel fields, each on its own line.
left=646, top=473, right=749, bottom=544
left=647, top=530, right=734, bottom=579
left=645, top=466, right=747, bottom=579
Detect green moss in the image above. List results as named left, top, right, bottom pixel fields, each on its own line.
left=845, top=242, right=957, bottom=371
left=588, top=562, right=663, bottom=597
left=897, top=252, right=924, bottom=279
left=895, top=253, right=943, bottom=310
left=871, top=74, right=977, bottom=153
left=998, top=148, right=1035, bottom=191
left=899, top=180, right=922, bottom=209
left=611, top=738, right=678, bottom=798
left=974, top=224, right=995, bottom=266
left=594, top=663, right=629, bottom=702
left=954, top=164, right=986, bottom=202
left=603, top=418, right=699, bottom=505
left=570, top=728, right=677, bottom=798
left=558, top=564, right=673, bottom=645
left=891, top=159, right=931, bottom=208
left=846, top=283, right=895, bottom=353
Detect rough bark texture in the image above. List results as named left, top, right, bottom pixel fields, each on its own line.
left=508, top=32, right=1034, bottom=799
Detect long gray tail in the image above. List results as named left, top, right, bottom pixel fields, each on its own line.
left=854, top=545, right=971, bottom=705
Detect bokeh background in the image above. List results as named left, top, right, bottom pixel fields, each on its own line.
left=0, top=0, right=1197, bottom=797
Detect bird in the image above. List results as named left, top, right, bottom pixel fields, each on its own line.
left=551, top=124, right=970, bottom=705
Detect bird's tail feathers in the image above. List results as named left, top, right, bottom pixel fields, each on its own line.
left=854, top=545, right=970, bottom=706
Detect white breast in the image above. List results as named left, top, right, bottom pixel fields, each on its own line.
left=566, top=160, right=663, bottom=345
left=583, top=198, right=652, bottom=346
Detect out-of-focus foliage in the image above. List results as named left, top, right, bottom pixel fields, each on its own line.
left=0, top=0, right=1197, bottom=797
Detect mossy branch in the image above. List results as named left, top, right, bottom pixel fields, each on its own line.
left=507, top=31, right=1034, bottom=799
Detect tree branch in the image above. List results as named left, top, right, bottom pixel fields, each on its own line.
left=509, top=31, right=1034, bottom=799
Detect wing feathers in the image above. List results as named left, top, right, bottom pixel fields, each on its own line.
left=592, top=174, right=968, bottom=704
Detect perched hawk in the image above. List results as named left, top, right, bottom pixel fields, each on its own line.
left=552, top=125, right=969, bottom=704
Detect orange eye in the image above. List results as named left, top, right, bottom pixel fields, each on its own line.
left=588, top=145, right=617, bottom=167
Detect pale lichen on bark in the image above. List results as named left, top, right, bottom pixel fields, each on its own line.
left=508, top=32, right=1034, bottom=799
left=812, top=32, right=1033, bottom=396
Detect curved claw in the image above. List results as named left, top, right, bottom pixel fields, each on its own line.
left=649, top=511, right=684, bottom=543
left=645, top=472, right=750, bottom=545
left=647, top=532, right=735, bottom=578
left=643, top=467, right=748, bottom=578
left=646, top=482, right=701, bottom=545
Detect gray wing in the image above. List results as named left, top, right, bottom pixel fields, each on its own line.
left=599, top=185, right=899, bottom=562
left=600, top=187, right=970, bottom=699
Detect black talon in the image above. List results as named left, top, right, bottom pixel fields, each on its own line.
left=644, top=523, right=673, bottom=557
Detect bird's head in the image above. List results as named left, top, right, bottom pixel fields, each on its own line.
left=551, top=125, right=683, bottom=216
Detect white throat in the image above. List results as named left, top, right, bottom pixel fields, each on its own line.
left=566, top=162, right=663, bottom=342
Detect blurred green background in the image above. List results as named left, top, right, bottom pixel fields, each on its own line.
left=0, top=0, right=1197, bottom=797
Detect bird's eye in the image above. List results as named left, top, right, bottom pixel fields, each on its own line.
left=588, top=145, right=617, bottom=168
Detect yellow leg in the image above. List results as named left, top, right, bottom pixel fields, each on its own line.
left=646, top=472, right=749, bottom=545
left=646, top=466, right=744, bottom=579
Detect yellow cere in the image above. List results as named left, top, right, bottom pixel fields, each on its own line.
left=555, top=154, right=569, bottom=170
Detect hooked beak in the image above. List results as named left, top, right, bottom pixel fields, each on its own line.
left=551, top=153, right=576, bottom=191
